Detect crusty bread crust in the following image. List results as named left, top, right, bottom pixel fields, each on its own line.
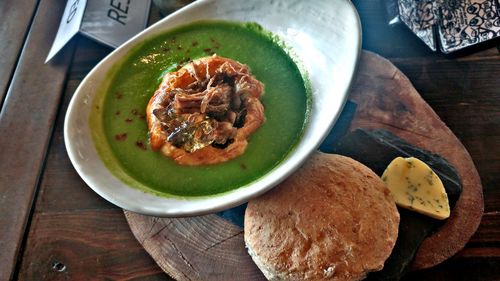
left=244, top=152, right=400, bottom=281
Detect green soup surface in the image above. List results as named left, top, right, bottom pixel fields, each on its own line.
left=92, top=21, right=310, bottom=197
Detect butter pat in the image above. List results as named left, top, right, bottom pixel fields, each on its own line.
left=382, top=157, right=450, bottom=220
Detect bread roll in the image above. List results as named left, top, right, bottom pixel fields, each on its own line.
left=244, top=152, right=399, bottom=281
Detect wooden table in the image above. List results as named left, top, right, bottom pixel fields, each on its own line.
left=1, top=1, right=499, bottom=280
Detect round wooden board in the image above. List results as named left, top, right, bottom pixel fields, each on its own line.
left=124, top=51, right=483, bottom=280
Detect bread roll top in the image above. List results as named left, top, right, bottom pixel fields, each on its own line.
left=244, top=152, right=399, bottom=281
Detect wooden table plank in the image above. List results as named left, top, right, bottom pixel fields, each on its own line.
left=17, top=209, right=168, bottom=281
left=0, top=0, right=76, bottom=280
left=0, top=0, right=39, bottom=107
left=33, top=38, right=115, bottom=214
left=402, top=256, right=500, bottom=281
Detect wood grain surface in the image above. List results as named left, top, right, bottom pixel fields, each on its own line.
left=125, top=213, right=264, bottom=281
left=0, top=0, right=38, bottom=105
left=0, top=0, right=75, bottom=280
left=123, top=51, right=483, bottom=280
left=6, top=0, right=499, bottom=280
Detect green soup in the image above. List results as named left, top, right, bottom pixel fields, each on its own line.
left=91, top=21, right=311, bottom=197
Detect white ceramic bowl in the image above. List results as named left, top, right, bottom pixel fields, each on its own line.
left=64, top=0, right=361, bottom=217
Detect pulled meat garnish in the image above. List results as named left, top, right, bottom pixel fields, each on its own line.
left=146, top=55, right=265, bottom=165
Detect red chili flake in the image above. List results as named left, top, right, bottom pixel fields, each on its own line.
left=116, top=92, right=123, bottom=100
left=192, top=41, right=198, bottom=47
left=135, top=141, right=147, bottom=150
left=203, top=48, right=212, bottom=53
left=177, top=45, right=183, bottom=50
left=240, top=163, right=247, bottom=170
left=138, top=114, right=146, bottom=120
left=115, top=110, right=121, bottom=116
left=163, top=47, right=171, bottom=52
left=131, top=109, right=139, bottom=115
left=210, top=38, right=221, bottom=49
left=115, top=133, right=127, bottom=141
left=125, top=118, right=133, bottom=123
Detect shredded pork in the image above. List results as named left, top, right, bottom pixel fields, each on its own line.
left=146, top=55, right=265, bottom=165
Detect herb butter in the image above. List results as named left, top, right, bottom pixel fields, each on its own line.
left=382, top=157, right=450, bottom=220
